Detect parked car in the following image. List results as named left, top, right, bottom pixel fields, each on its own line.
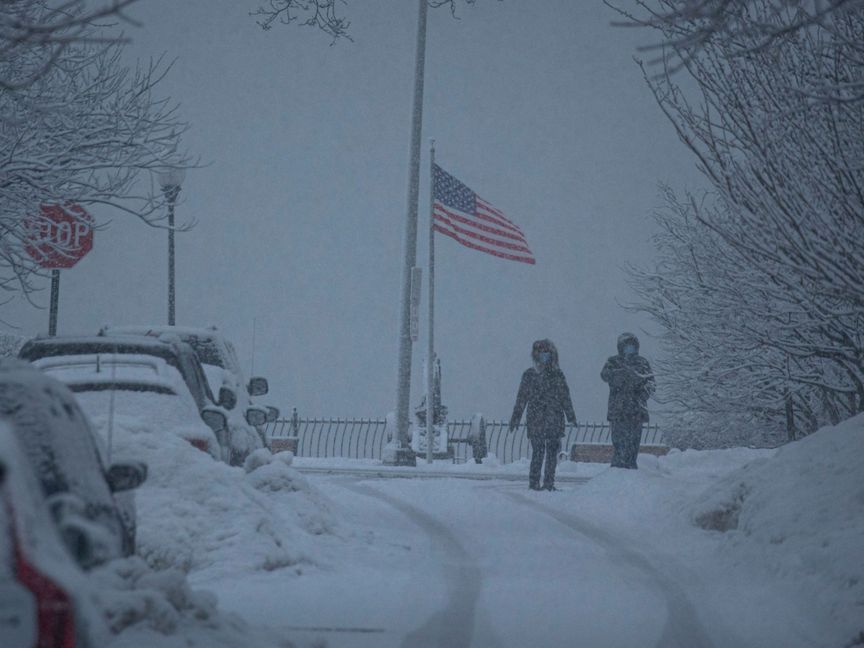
left=100, top=325, right=275, bottom=460
left=18, top=335, right=233, bottom=463
left=0, top=360, right=145, bottom=568
left=0, top=422, right=98, bottom=647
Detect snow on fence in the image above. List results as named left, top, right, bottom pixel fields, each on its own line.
left=265, top=413, right=664, bottom=464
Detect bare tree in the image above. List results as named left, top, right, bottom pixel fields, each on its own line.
left=627, top=0, right=864, bottom=446
left=250, top=0, right=488, bottom=39
left=0, top=0, right=143, bottom=90
left=0, top=1, right=190, bottom=301
left=611, top=0, right=864, bottom=102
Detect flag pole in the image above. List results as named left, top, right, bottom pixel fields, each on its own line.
left=390, top=0, right=429, bottom=466
left=426, top=141, right=436, bottom=465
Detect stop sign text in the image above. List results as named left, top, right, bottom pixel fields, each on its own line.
left=24, top=204, right=94, bottom=269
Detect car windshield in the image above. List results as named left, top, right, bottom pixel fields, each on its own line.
left=74, top=389, right=205, bottom=445
left=21, top=339, right=215, bottom=412
left=180, top=335, right=226, bottom=368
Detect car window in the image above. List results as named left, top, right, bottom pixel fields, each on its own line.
left=0, top=380, right=112, bottom=512
left=224, top=341, right=244, bottom=380
left=21, top=339, right=211, bottom=413
left=181, top=335, right=225, bottom=369
left=68, top=382, right=175, bottom=395
left=174, top=348, right=213, bottom=407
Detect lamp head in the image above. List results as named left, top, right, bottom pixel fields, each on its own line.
left=157, top=167, right=186, bottom=190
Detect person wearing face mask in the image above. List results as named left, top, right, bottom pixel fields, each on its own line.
left=601, top=333, right=655, bottom=469
left=509, top=339, right=577, bottom=490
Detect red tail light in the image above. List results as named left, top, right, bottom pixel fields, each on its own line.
left=9, top=515, right=76, bottom=648
left=188, top=438, right=209, bottom=453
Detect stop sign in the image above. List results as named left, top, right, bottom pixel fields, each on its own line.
left=24, top=204, right=94, bottom=269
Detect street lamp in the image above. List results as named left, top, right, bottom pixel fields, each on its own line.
left=157, top=167, right=186, bottom=326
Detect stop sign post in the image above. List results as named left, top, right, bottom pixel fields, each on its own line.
left=24, top=204, right=94, bottom=336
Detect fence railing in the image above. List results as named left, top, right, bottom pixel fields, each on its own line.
left=266, top=414, right=664, bottom=464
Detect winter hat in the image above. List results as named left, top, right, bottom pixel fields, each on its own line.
left=616, top=333, right=640, bottom=355
left=531, top=339, right=559, bottom=367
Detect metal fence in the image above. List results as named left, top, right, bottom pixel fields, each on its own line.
left=267, top=416, right=390, bottom=460
left=266, top=414, right=663, bottom=464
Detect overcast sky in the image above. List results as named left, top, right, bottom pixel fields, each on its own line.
left=2, top=0, right=704, bottom=423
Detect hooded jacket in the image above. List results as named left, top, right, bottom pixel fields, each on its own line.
left=510, top=340, right=577, bottom=439
left=601, top=333, right=655, bottom=423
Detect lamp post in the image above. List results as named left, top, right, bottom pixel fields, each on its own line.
left=157, top=168, right=185, bottom=326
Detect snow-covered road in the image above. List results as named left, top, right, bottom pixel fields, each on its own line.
left=198, top=474, right=717, bottom=648
left=106, top=418, right=863, bottom=648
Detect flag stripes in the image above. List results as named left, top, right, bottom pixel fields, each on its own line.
left=433, top=208, right=532, bottom=253
left=432, top=164, right=535, bottom=265
left=433, top=225, right=536, bottom=264
left=433, top=204, right=525, bottom=243
left=477, top=198, right=524, bottom=236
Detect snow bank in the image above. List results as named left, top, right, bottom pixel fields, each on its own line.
left=93, top=414, right=336, bottom=580
left=690, top=414, right=864, bottom=643
left=547, top=440, right=858, bottom=647
left=92, top=557, right=296, bottom=648
left=75, top=413, right=339, bottom=646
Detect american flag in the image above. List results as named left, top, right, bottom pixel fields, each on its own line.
left=432, top=164, right=535, bottom=265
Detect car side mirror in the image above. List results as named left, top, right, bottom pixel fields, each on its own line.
left=218, top=387, right=237, bottom=411
left=106, top=462, right=147, bottom=492
left=266, top=406, right=279, bottom=423
left=201, top=407, right=227, bottom=434
left=248, top=376, right=269, bottom=397
left=245, top=408, right=267, bottom=427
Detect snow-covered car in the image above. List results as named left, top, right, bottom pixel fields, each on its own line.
left=0, top=360, right=145, bottom=568
left=32, top=352, right=223, bottom=462
left=0, top=423, right=99, bottom=647
left=19, top=335, right=233, bottom=461
left=100, top=325, right=276, bottom=462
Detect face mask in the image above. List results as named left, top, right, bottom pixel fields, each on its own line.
left=538, top=351, right=551, bottom=364
left=623, top=345, right=637, bottom=356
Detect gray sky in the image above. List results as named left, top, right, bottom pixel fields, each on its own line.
left=2, top=0, right=704, bottom=422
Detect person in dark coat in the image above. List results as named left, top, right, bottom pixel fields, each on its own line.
left=509, top=339, right=576, bottom=490
left=601, top=332, right=655, bottom=469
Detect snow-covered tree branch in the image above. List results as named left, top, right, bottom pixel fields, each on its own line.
left=249, top=0, right=491, bottom=39
left=627, top=0, right=864, bottom=447
left=0, top=0, right=191, bottom=298
left=612, top=0, right=864, bottom=103
left=0, top=0, right=143, bottom=90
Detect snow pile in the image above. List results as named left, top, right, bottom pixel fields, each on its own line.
left=93, top=414, right=336, bottom=580
left=77, top=414, right=339, bottom=646
left=548, top=441, right=858, bottom=647
left=690, top=414, right=864, bottom=642
left=92, top=557, right=296, bottom=648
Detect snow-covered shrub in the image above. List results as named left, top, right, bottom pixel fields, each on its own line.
left=0, top=333, right=25, bottom=358
left=91, top=557, right=298, bottom=647
left=243, top=448, right=274, bottom=474
left=246, top=459, right=309, bottom=494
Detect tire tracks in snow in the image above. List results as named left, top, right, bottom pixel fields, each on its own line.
left=336, top=481, right=487, bottom=648
left=503, top=490, right=715, bottom=648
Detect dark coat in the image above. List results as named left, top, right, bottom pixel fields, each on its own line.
left=510, top=366, right=576, bottom=440
left=601, top=333, right=655, bottom=423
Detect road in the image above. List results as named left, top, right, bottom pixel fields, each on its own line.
left=203, top=474, right=716, bottom=648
